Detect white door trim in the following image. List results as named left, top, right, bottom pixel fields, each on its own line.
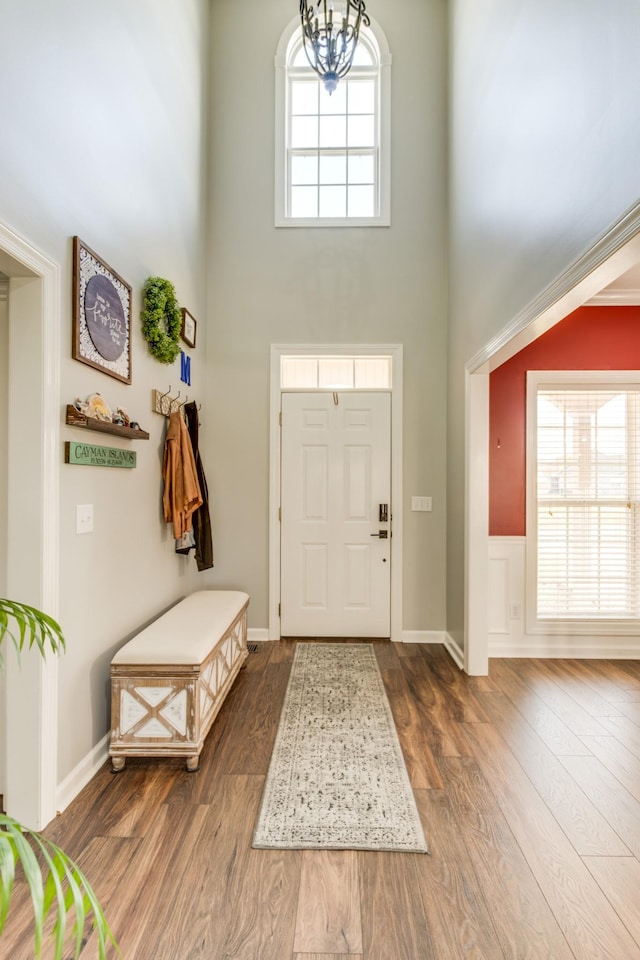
left=269, top=344, right=403, bottom=641
left=465, top=198, right=640, bottom=675
left=0, top=221, right=60, bottom=828
left=464, top=367, right=489, bottom=675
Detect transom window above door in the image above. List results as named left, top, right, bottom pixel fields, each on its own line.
left=275, top=16, right=391, bottom=227
left=280, top=354, right=392, bottom=389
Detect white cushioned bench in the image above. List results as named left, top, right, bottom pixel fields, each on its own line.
left=109, top=590, right=249, bottom=772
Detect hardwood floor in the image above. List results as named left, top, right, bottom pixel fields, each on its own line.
left=3, top=641, right=640, bottom=959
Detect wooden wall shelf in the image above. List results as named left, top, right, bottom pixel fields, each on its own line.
left=65, top=405, right=150, bottom=440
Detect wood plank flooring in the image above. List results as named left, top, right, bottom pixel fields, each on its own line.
left=2, top=642, right=640, bottom=959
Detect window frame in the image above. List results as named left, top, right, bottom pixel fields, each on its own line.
left=525, top=369, right=640, bottom=636
left=275, top=15, right=391, bottom=228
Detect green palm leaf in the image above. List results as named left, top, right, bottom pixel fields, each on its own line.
left=0, top=598, right=65, bottom=667
left=0, top=814, right=119, bottom=958
left=0, top=600, right=119, bottom=957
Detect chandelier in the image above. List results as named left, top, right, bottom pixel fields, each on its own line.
left=299, top=1, right=370, bottom=94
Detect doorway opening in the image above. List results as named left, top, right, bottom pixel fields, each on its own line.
left=466, top=205, right=640, bottom=674
left=0, top=223, right=60, bottom=828
left=269, top=344, right=403, bottom=641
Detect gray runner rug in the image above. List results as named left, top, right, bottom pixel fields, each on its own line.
left=252, top=642, right=428, bottom=852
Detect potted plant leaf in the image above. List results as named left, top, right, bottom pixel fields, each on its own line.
left=0, top=598, right=119, bottom=958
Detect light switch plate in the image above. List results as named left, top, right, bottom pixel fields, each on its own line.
left=411, top=496, right=432, bottom=512
left=76, top=504, right=94, bottom=534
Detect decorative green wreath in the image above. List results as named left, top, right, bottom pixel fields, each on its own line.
left=141, top=276, right=182, bottom=364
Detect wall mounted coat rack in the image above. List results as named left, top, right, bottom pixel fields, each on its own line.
left=152, top=387, right=201, bottom=418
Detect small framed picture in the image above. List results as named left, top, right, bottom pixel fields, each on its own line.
left=181, top=308, right=197, bottom=349
left=72, top=237, right=132, bottom=384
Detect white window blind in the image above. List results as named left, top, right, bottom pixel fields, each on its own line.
left=536, top=384, right=640, bottom=620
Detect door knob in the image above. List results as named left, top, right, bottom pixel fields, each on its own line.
left=370, top=530, right=388, bottom=539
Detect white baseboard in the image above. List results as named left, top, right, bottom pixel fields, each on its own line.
left=489, top=637, right=640, bottom=659
left=444, top=633, right=465, bottom=670
left=247, top=627, right=469, bottom=671
left=249, top=628, right=451, bottom=645
left=401, top=630, right=447, bottom=644
left=56, top=732, right=110, bottom=815
left=400, top=630, right=465, bottom=670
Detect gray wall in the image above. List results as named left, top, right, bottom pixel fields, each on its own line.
left=205, top=0, right=448, bottom=634
left=0, top=0, right=210, bottom=781
left=1, top=0, right=448, bottom=795
left=447, top=0, right=640, bottom=650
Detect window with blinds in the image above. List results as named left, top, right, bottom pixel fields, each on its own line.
left=533, top=378, right=640, bottom=621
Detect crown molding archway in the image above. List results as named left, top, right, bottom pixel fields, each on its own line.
left=465, top=198, right=640, bottom=675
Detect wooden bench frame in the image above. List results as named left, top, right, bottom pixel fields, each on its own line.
left=109, top=594, right=249, bottom=772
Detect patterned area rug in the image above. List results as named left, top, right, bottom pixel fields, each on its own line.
left=252, top=643, right=428, bottom=852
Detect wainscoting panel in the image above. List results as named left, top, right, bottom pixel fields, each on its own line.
left=487, top=557, right=509, bottom=634
left=488, top=537, right=640, bottom=658
left=488, top=538, right=526, bottom=655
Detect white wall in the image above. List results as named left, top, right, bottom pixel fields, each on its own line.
left=0, top=280, right=7, bottom=800
left=0, top=0, right=210, bottom=787
left=205, top=0, right=448, bottom=635
left=448, top=0, right=640, bottom=652
left=0, top=281, right=7, bottom=599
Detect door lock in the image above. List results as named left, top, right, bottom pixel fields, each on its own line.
left=370, top=530, right=388, bottom=539
left=379, top=503, right=389, bottom=523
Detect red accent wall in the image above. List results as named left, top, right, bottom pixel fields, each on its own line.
left=489, top=305, right=640, bottom=536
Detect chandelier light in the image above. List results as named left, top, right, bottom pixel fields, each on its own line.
left=299, top=0, right=370, bottom=94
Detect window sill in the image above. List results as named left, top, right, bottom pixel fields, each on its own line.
left=275, top=215, right=391, bottom=228
left=526, top=616, right=640, bottom=636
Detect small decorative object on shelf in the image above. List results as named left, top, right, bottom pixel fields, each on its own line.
left=85, top=393, right=112, bottom=421
left=72, top=237, right=132, bottom=384
left=141, top=276, right=182, bottom=364
left=66, top=403, right=149, bottom=440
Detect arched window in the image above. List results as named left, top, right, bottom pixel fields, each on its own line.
left=275, top=15, right=391, bottom=227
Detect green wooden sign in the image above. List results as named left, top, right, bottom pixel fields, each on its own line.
left=65, top=442, right=136, bottom=469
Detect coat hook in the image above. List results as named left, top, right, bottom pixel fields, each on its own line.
left=160, top=385, right=172, bottom=401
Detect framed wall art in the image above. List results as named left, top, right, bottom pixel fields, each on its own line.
left=72, top=237, right=132, bottom=384
left=180, top=308, right=197, bottom=349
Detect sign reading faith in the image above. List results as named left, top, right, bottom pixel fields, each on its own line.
left=65, top=442, right=136, bottom=469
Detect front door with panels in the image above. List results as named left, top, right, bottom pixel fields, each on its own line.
left=280, top=391, right=391, bottom=637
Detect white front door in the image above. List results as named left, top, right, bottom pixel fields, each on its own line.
left=280, top=392, right=391, bottom=637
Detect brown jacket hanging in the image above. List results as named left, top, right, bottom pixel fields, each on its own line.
left=162, top=411, right=202, bottom=539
